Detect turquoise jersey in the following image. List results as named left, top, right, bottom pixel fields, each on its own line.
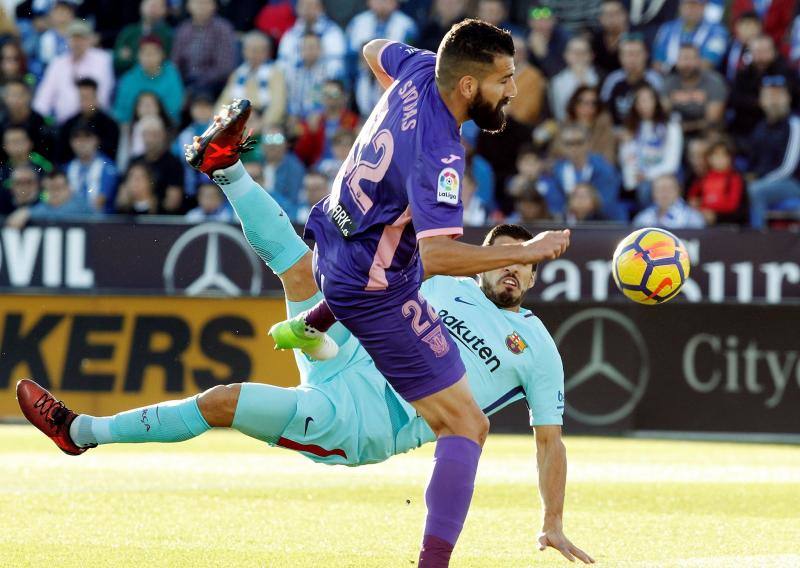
left=393, top=276, right=565, bottom=453
left=285, top=276, right=565, bottom=466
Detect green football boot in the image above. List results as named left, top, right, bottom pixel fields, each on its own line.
left=268, top=315, right=339, bottom=361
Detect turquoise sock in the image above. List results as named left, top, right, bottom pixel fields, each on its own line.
left=70, top=397, right=211, bottom=446
left=232, top=382, right=298, bottom=445
left=214, top=161, right=310, bottom=275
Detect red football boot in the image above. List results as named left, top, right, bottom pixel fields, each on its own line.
left=184, top=98, right=256, bottom=176
left=16, top=379, right=93, bottom=456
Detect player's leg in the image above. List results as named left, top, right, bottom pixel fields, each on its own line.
left=410, top=378, right=489, bottom=567
left=326, top=289, right=487, bottom=567
left=17, top=377, right=299, bottom=452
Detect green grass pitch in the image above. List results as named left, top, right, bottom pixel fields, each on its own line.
left=2, top=425, right=799, bottom=567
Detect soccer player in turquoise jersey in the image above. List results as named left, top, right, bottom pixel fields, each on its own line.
left=18, top=174, right=592, bottom=564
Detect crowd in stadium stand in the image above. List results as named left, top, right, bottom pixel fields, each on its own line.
left=0, top=0, right=799, bottom=230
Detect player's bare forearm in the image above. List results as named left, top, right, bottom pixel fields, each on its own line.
left=535, top=425, right=567, bottom=525
left=363, top=39, right=394, bottom=90
left=419, top=230, right=570, bottom=279
left=534, top=426, right=595, bottom=564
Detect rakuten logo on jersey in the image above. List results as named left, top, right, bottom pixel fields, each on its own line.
left=438, top=308, right=500, bottom=372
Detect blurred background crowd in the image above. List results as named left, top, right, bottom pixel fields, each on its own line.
left=0, top=0, right=799, bottom=231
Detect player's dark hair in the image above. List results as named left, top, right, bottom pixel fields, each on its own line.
left=483, top=224, right=538, bottom=272
left=482, top=224, right=534, bottom=246
left=436, top=19, right=514, bottom=89
left=75, top=77, right=98, bottom=90
left=44, top=169, right=67, bottom=182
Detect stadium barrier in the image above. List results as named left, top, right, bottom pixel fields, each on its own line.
left=0, top=295, right=299, bottom=419
left=0, top=221, right=797, bottom=303
left=2, top=295, right=797, bottom=435
left=492, top=301, right=800, bottom=435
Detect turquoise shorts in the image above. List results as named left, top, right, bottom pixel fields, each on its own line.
left=274, top=294, right=418, bottom=466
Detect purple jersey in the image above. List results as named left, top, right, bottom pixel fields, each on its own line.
left=305, top=42, right=465, bottom=296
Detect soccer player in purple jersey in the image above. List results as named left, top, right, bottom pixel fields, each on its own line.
left=271, top=20, right=571, bottom=566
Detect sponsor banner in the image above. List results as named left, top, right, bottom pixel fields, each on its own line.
left=489, top=302, right=800, bottom=434
left=0, top=296, right=299, bottom=419
left=0, top=221, right=797, bottom=303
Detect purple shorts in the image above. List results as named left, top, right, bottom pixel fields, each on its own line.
left=319, top=280, right=466, bottom=403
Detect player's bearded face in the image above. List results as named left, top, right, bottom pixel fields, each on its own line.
left=468, top=85, right=509, bottom=133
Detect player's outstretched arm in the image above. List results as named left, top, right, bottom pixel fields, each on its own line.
left=533, top=425, right=595, bottom=564
left=363, top=39, right=395, bottom=90
left=419, top=230, right=571, bottom=279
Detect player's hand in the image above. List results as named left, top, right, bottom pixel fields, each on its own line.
left=537, top=527, right=594, bottom=564
left=521, top=229, right=571, bottom=264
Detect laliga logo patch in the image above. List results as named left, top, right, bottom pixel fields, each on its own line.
left=437, top=167, right=460, bottom=205
left=505, top=331, right=528, bottom=354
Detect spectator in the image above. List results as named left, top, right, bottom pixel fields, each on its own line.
left=347, top=0, right=417, bottom=114
left=113, top=36, right=184, bottom=125
left=557, top=86, right=616, bottom=165
left=317, top=128, right=356, bottom=180
left=0, top=6, right=16, bottom=46
left=16, top=6, right=48, bottom=78
left=32, top=20, right=114, bottom=124
left=565, top=182, right=606, bottom=224
left=0, top=126, right=52, bottom=183
left=57, top=77, right=119, bottom=163
left=653, top=0, right=729, bottom=73
left=114, top=161, right=158, bottom=215
left=171, top=0, right=236, bottom=96
left=296, top=170, right=330, bottom=223
left=791, top=15, right=800, bottom=70
left=507, top=145, right=560, bottom=216
left=1, top=164, right=40, bottom=217
left=173, top=93, right=215, bottom=200
left=5, top=170, right=93, bottom=229
left=464, top=140, right=496, bottom=214
left=417, top=0, right=467, bottom=53
left=461, top=170, right=487, bottom=227
left=721, top=11, right=761, bottom=82
left=293, top=79, right=359, bottom=166
left=525, top=4, right=570, bottom=78
left=476, top=0, right=523, bottom=37
left=601, top=33, right=663, bottom=125
left=505, top=35, right=546, bottom=128
left=549, top=37, right=599, bottom=122
left=185, top=182, right=234, bottom=223
left=0, top=41, right=37, bottom=87
left=509, top=180, right=553, bottom=224
left=619, top=84, right=683, bottom=205
left=553, top=123, right=622, bottom=220
left=261, top=125, right=306, bottom=222
left=591, top=0, right=629, bottom=74
left=117, top=91, right=172, bottom=171
left=113, top=0, right=173, bottom=76
left=662, top=44, right=727, bottom=138
left=277, top=0, right=347, bottom=79
left=747, top=77, right=800, bottom=230
left=729, top=35, right=797, bottom=144
left=1, top=79, right=53, bottom=160
left=688, top=139, right=747, bottom=225
left=731, top=0, right=795, bottom=55
left=37, top=0, right=75, bottom=66
left=217, top=31, right=287, bottom=126
left=65, top=123, right=117, bottom=212
left=633, top=174, right=705, bottom=228
left=285, top=32, right=341, bottom=121
left=129, top=116, right=184, bottom=214
left=685, top=135, right=711, bottom=188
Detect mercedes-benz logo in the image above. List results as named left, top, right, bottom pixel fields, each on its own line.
left=554, top=308, right=649, bottom=426
left=163, top=223, right=262, bottom=296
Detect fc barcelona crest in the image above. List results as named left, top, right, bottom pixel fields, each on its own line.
left=505, top=331, right=527, bottom=354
